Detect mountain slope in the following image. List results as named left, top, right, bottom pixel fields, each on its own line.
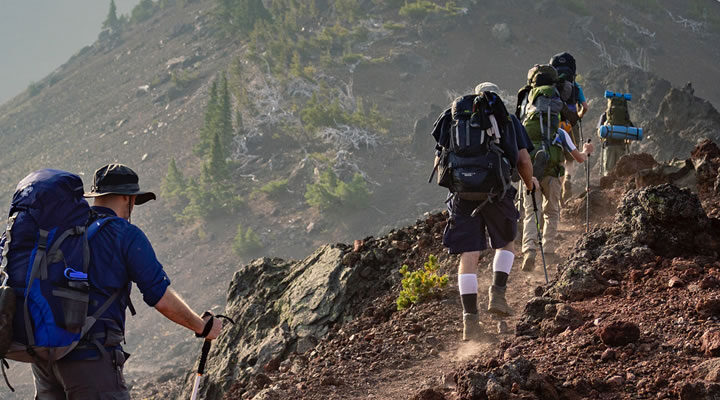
left=1, top=0, right=720, bottom=397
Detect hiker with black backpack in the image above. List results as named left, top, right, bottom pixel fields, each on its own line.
left=430, top=86, right=538, bottom=341
left=0, top=165, right=224, bottom=398
left=515, top=64, right=594, bottom=272
left=549, top=52, right=589, bottom=204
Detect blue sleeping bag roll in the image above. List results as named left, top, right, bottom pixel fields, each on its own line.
left=604, top=91, right=632, bottom=101
left=599, top=125, right=643, bottom=141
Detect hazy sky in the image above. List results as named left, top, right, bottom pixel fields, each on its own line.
left=0, top=0, right=141, bottom=105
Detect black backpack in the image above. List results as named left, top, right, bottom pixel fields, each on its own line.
left=430, top=92, right=512, bottom=208
left=550, top=52, right=576, bottom=80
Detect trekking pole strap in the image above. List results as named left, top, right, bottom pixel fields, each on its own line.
left=196, top=311, right=235, bottom=338
left=1, top=359, right=13, bottom=392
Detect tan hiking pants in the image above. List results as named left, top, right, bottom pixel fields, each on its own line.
left=521, top=176, right=562, bottom=254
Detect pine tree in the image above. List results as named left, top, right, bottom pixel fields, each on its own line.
left=218, top=73, right=234, bottom=153
left=216, top=0, right=272, bottom=36
left=195, top=80, right=220, bottom=156
left=131, top=0, right=157, bottom=24
left=102, top=0, right=120, bottom=31
left=162, top=158, right=186, bottom=198
left=205, top=131, right=228, bottom=182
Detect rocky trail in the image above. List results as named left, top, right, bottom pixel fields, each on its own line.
left=194, top=140, right=720, bottom=400
left=215, top=215, right=596, bottom=400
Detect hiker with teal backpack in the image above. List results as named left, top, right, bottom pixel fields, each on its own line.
left=0, top=164, right=224, bottom=399
left=515, top=64, right=594, bottom=272
left=549, top=52, right=590, bottom=204
left=430, top=84, right=538, bottom=341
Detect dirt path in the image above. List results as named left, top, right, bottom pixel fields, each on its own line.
left=219, top=210, right=604, bottom=400
left=355, top=220, right=588, bottom=400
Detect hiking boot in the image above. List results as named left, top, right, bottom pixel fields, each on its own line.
left=462, top=313, right=483, bottom=341
left=488, top=285, right=513, bottom=316
left=521, top=250, right=536, bottom=272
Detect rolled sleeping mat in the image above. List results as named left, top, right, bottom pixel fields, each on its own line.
left=599, top=125, right=643, bottom=141
left=604, top=90, right=632, bottom=101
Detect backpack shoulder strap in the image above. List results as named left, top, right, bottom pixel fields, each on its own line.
left=87, top=216, right=119, bottom=240
left=86, top=215, right=137, bottom=317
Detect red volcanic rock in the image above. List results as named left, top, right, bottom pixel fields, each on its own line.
left=598, top=321, right=640, bottom=347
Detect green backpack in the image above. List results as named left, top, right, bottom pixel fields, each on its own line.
left=606, top=97, right=633, bottom=126
left=522, top=85, right=566, bottom=178
left=604, top=97, right=633, bottom=145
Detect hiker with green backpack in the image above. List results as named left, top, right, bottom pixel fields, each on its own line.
left=0, top=164, right=224, bottom=398
left=598, top=92, right=636, bottom=176
left=430, top=84, right=538, bottom=341
left=515, top=64, right=594, bottom=271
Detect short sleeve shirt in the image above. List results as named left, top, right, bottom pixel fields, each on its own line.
left=575, top=82, right=586, bottom=104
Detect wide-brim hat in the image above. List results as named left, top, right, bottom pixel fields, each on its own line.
left=83, top=163, right=156, bottom=205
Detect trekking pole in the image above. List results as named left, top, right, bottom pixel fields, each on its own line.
left=191, top=340, right=212, bottom=400
left=190, top=313, right=235, bottom=400
left=600, top=139, right=605, bottom=177
left=585, top=138, right=591, bottom=233
left=530, top=188, right=549, bottom=284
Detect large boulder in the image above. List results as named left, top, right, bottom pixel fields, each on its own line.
left=547, top=184, right=720, bottom=301
left=179, top=243, right=397, bottom=400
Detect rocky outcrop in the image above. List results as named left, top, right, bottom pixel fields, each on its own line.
left=600, top=152, right=659, bottom=189
left=566, top=140, right=720, bottom=224
left=178, top=213, right=448, bottom=400
left=179, top=243, right=398, bottom=399
left=548, top=184, right=720, bottom=301
left=643, top=88, right=720, bottom=162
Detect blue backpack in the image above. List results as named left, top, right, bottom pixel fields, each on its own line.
left=0, top=169, right=121, bottom=363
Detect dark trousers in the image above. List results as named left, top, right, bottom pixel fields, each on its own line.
left=32, top=350, right=130, bottom=400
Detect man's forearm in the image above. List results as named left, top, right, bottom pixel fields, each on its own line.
left=517, top=150, right=534, bottom=189
left=154, top=288, right=204, bottom=334
left=518, top=161, right=533, bottom=189
left=571, top=149, right=588, bottom=163
left=578, top=102, right=589, bottom=119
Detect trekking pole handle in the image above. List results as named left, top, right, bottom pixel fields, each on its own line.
left=530, top=187, right=539, bottom=212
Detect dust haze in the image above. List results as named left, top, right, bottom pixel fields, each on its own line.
left=0, top=0, right=140, bottom=105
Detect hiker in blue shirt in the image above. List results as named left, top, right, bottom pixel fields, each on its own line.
left=31, top=164, right=224, bottom=399
left=549, top=52, right=589, bottom=204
